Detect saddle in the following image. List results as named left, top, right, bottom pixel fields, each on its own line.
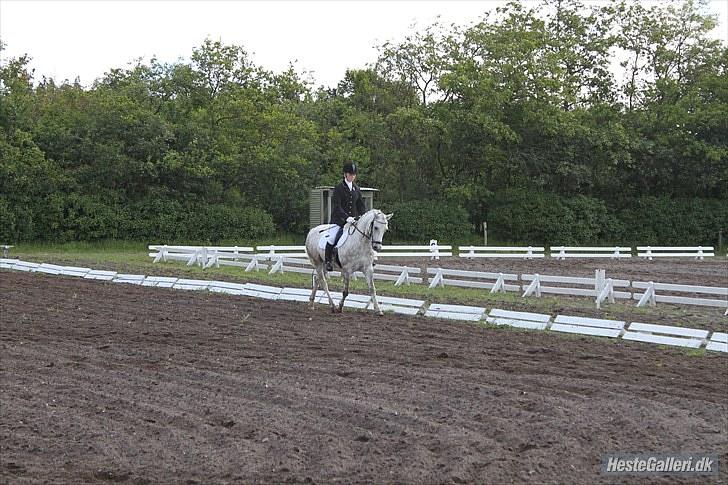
left=318, top=225, right=351, bottom=250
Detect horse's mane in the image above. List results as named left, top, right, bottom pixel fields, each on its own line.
left=360, top=209, right=384, bottom=223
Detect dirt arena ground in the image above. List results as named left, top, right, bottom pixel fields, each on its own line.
left=1, top=270, right=726, bottom=483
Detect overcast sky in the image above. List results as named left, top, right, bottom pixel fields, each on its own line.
left=1, top=0, right=726, bottom=88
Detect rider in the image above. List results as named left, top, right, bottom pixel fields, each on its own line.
left=325, top=162, right=366, bottom=271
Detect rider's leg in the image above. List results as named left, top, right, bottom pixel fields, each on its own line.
left=333, top=226, right=344, bottom=245
left=325, top=226, right=344, bottom=272
left=324, top=242, right=334, bottom=271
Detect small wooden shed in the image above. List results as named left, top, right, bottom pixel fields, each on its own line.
left=309, top=186, right=378, bottom=228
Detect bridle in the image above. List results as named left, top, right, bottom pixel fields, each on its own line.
left=348, top=213, right=385, bottom=246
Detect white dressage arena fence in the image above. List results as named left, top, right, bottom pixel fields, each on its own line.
left=622, top=322, right=709, bottom=348
left=550, top=246, right=632, bottom=259
left=8, top=260, right=40, bottom=272
left=550, top=315, right=626, bottom=338
left=376, top=243, right=453, bottom=259
left=145, top=246, right=726, bottom=312
left=632, top=281, right=728, bottom=315
left=257, top=244, right=453, bottom=260
left=424, top=303, right=487, bottom=321
left=485, top=309, right=552, bottom=330
left=141, top=276, right=178, bottom=288
left=0, top=258, right=20, bottom=269
left=204, top=247, right=257, bottom=268
left=34, top=263, right=69, bottom=275
left=521, top=269, right=631, bottom=309
left=256, top=245, right=308, bottom=259
left=208, top=281, right=248, bottom=296
left=427, top=267, right=519, bottom=293
left=267, top=257, right=313, bottom=276
left=172, top=278, right=213, bottom=291
left=637, top=246, right=714, bottom=260
left=458, top=246, right=545, bottom=259
left=113, top=274, right=145, bottom=285
left=84, top=270, right=117, bottom=281
left=369, top=264, right=423, bottom=285
left=149, top=245, right=257, bottom=269
left=265, top=256, right=422, bottom=286
left=706, top=332, right=728, bottom=353
left=312, top=291, right=425, bottom=315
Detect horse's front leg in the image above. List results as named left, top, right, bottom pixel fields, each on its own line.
left=366, top=266, right=382, bottom=316
left=318, top=267, right=337, bottom=313
left=338, top=272, right=350, bottom=313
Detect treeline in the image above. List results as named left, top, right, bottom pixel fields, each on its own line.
left=1, top=0, right=726, bottom=245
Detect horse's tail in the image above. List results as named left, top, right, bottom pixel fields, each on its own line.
left=305, top=225, right=327, bottom=265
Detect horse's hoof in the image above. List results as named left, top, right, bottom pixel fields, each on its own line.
left=378, top=312, right=384, bottom=317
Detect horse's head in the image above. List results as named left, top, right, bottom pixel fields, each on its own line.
left=369, top=211, right=393, bottom=252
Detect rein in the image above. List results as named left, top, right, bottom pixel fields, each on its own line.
left=347, top=213, right=383, bottom=245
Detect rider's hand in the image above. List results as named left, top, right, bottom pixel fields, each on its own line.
left=346, top=216, right=355, bottom=224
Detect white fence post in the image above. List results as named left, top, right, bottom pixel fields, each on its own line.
left=595, top=278, right=615, bottom=309
left=595, top=269, right=605, bottom=294
left=186, top=250, right=198, bottom=267
left=428, top=268, right=444, bottom=288
left=490, top=273, right=506, bottom=294
left=636, top=281, right=656, bottom=307
left=205, top=249, right=220, bottom=269
left=269, top=257, right=283, bottom=275
left=522, top=274, right=541, bottom=297
left=394, top=267, right=410, bottom=286
left=245, top=256, right=262, bottom=272
left=153, top=245, right=167, bottom=263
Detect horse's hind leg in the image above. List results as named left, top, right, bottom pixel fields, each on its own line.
left=317, top=267, right=337, bottom=312
left=338, top=273, right=350, bottom=313
left=309, top=269, right=320, bottom=310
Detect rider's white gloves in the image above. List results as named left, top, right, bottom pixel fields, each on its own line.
left=346, top=216, right=355, bottom=224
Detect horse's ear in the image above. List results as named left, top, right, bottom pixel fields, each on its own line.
left=386, top=213, right=394, bottom=220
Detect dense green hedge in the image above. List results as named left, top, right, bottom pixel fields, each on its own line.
left=382, top=200, right=473, bottom=242
left=484, top=190, right=727, bottom=246
left=485, top=190, right=622, bottom=245
left=617, top=197, right=728, bottom=246
left=0, top=193, right=275, bottom=243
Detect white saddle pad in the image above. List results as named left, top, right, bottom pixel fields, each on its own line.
left=317, top=225, right=351, bottom=250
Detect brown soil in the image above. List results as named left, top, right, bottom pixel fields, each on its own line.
left=1, top=271, right=726, bottom=484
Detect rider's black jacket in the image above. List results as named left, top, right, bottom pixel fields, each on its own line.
left=331, top=180, right=366, bottom=226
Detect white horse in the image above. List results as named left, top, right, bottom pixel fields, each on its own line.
left=305, top=209, right=393, bottom=315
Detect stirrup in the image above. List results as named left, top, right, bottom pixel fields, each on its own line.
left=325, top=260, right=333, bottom=271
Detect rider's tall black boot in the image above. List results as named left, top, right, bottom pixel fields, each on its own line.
left=325, top=243, right=334, bottom=272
